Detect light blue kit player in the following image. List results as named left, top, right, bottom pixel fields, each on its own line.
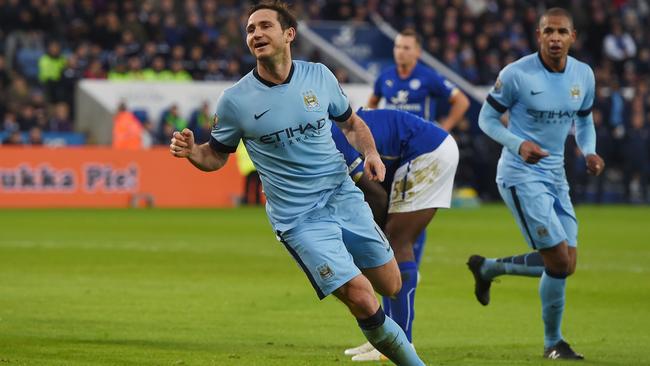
left=170, top=2, right=425, bottom=365
left=467, top=8, right=605, bottom=361
left=332, top=108, right=459, bottom=362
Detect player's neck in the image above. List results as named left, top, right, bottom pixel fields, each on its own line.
left=539, top=52, right=567, bottom=73
left=397, top=62, right=416, bottom=78
left=256, top=54, right=293, bottom=85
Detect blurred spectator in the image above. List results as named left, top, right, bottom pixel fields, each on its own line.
left=452, top=118, right=476, bottom=188
left=17, top=105, right=38, bottom=131
left=584, top=5, right=609, bottom=63
left=84, top=59, right=107, bottom=79
left=60, top=55, right=84, bottom=113
left=15, top=32, right=45, bottom=83
left=2, top=112, right=19, bottom=132
left=236, top=142, right=263, bottom=206
left=603, top=20, right=637, bottom=78
left=203, top=59, right=224, bottom=81
left=107, top=61, right=128, bottom=81
left=112, top=102, right=144, bottom=150
left=6, top=76, right=32, bottom=114
left=608, top=79, right=627, bottom=137
left=141, top=119, right=158, bottom=148
left=38, top=40, right=66, bottom=103
left=28, top=126, right=43, bottom=145
left=143, top=56, right=173, bottom=81
left=159, top=104, right=188, bottom=143
left=0, top=55, right=10, bottom=94
left=2, top=129, right=23, bottom=145
left=48, top=103, right=73, bottom=132
left=126, top=56, right=146, bottom=80
left=120, top=29, right=142, bottom=56
left=189, top=101, right=213, bottom=144
left=623, top=111, right=649, bottom=203
left=591, top=108, right=614, bottom=203
left=637, top=47, right=650, bottom=76
left=188, top=45, right=208, bottom=80
left=169, top=60, right=192, bottom=81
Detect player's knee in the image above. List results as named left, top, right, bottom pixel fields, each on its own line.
left=380, top=276, right=402, bottom=297
left=337, top=280, right=379, bottom=317
left=544, top=260, right=572, bottom=278
left=567, top=260, right=577, bottom=275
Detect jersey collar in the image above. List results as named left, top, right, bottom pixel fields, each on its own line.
left=253, top=62, right=295, bottom=87
left=537, top=52, right=566, bottom=73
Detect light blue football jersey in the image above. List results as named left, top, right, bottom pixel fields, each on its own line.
left=374, top=63, right=455, bottom=121
left=485, top=53, right=595, bottom=186
left=210, top=61, right=353, bottom=231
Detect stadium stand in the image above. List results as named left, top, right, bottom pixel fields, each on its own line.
left=0, top=0, right=648, bottom=202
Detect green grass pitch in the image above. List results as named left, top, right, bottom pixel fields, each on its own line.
left=0, top=205, right=648, bottom=365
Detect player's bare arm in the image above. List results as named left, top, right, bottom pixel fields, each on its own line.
left=170, top=129, right=228, bottom=171
left=356, top=174, right=389, bottom=227
left=366, top=94, right=380, bottom=109
left=336, top=112, right=385, bottom=182
left=439, top=89, right=470, bottom=131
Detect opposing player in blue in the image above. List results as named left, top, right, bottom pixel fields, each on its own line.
left=333, top=109, right=459, bottom=362
left=367, top=29, right=469, bottom=131
left=469, top=8, right=604, bottom=360
left=170, top=2, right=425, bottom=365
left=346, top=28, right=469, bottom=361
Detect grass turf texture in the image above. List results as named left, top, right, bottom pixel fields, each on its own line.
left=0, top=205, right=648, bottom=365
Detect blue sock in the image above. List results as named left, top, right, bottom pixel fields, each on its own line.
left=413, top=231, right=426, bottom=267
left=389, top=261, right=418, bottom=343
left=357, top=307, right=425, bottom=366
left=480, top=252, right=544, bottom=279
left=539, top=270, right=566, bottom=348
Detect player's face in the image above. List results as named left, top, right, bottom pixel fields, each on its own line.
left=537, top=15, right=576, bottom=62
left=393, top=35, right=421, bottom=68
left=246, top=9, right=294, bottom=61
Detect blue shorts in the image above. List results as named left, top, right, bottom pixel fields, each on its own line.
left=276, top=179, right=394, bottom=299
left=498, top=181, right=577, bottom=250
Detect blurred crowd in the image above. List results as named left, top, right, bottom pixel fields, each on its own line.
left=0, top=0, right=648, bottom=202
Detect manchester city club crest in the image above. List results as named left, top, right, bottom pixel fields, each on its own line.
left=302, top=90, right=320, bottom=111
left=493, top=78, right=503, bottom=94
left=570, top=85, right=581, bottom=99
left=317, top=263, right=334, bottom=280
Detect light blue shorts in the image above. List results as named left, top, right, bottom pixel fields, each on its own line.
left=277, top=179, right=394, bottom=299
left=498, top=180, right=577, bottom=250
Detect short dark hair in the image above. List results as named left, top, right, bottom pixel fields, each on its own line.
left=539, top=7, right=574, bottom=29
left=398, top=29, right=422, bottom=47
left=248, top=1, right=298, bottom=32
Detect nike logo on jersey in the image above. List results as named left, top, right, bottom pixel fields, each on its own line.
left=254, top=109, right=271, bottom=120
left=530, top=90, right=544, bottom=95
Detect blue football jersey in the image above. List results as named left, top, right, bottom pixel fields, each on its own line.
left=373, top=62, right=455, bottom=121
left=331, top=108, right=449, bottom=182
left=210, top=61, right=353, bottom=231
left=485, top=53, right=595, bottom=186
